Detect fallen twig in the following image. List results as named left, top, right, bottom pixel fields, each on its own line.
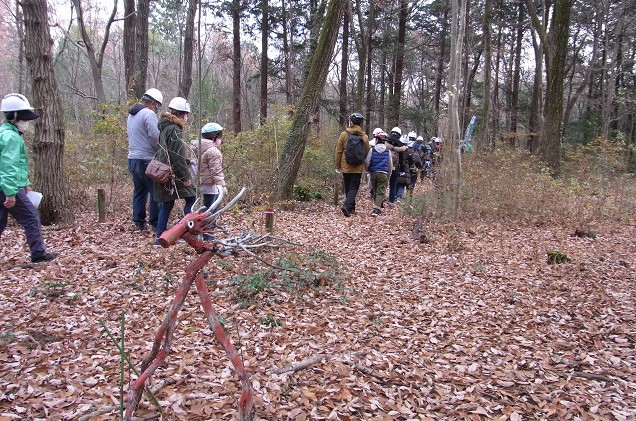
left=572, top=371, right=621, bottom=384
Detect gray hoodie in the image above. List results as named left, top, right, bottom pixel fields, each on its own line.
left=127, top=104, right=160, bottom=160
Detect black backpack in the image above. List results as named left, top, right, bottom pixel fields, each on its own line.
left=344, top=132, right=365, bottom=166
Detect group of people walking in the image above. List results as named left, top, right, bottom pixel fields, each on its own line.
left=335, top=112, right=443, bottom=218
left=127, top=89, right=227, bottom=245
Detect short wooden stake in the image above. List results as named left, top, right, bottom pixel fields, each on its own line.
left=264, top=211, right=274, bottom=233
left=97, top=188, right=106, bottom=223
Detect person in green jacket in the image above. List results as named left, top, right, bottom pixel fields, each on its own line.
left=153, top=97, right=196, bottom=245
left=0, top=93, right=56, bottom=263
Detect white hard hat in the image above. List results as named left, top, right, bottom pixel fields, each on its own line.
left=372, top=127, right=383, bottom=136
left=408, top=131, right=417, bottom=139
left=434, top=137, right=442, bottom=143
left=201, top=122, right=223, bottom=134
left=390, top=127, right=402, bottom=135
left=1, top=93, right=39, bottom=120
left=168, top=97, right=191, bottom=113
left=416, top=136, right=424, bottom=141
left=143, top=88, right=163, bottom=105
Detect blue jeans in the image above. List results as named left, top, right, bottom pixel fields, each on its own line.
left=0, top=189, right=48, bottom=260
left=128, top=159, right=159, bottom=227
left=155, top=196, right=196, bottom=242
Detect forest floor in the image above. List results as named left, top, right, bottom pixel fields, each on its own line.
left=1, top=182, right=635, bottom=420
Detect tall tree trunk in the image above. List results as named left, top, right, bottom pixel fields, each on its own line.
left=339, top=7, right=349, bottom=127
left=232, top=0, right=242, bottom=132
left=281, top=0, right=292, bottom=106
left=433, top=6, right=449, bottom=134
left=260, top=0, right=269, bottom=125
left=15, top=0, right=25, bottom=93
left=526, top=8, right=543, bottom=153
left=444, top=0, right=467, bottom=220
left=379, top=48, right=386, bottom=128
left=509, top=0, right=524, bottom=145
left=353, top=0, right=371, bottom=112
left=123, top=0, right=136, bottom=97
left=132, top=0, right=150, bottom=99
left=178, top=0, right=197, bottom=98
left=21, top=0, right=69, bottom=224
left=479, top=0, right=493, bottom=150
left=276, top=0, right=345, bottom=200
left=364, top=36, right=373, bottom=133
left=389, top=0, right=408, bottom=125
left=527, top=0, right=573, bottom=175
left=492, top=26, right=502, bottom=146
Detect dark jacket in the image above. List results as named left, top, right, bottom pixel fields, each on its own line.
left=154, top=112, right=196, bottom=203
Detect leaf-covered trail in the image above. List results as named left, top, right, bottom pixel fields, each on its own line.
left=1, top=193, right=635, bottom=420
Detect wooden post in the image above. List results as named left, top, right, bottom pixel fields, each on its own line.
left=264, top=211, right=274, bottom=233
left=333, top=178, right=340, bottom=206
left=97, top=188, right=106, bottom=223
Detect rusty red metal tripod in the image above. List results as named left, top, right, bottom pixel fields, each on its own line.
left=125, top=188, right=254, bottom=420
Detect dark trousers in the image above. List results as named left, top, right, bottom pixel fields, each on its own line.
left=388, top=170, right=399, bottom=203
left=0, top=189, right=47, bottom=260
left=342, top=172, right=362, bottom=212
left=128, top=158, right=159, bottom=227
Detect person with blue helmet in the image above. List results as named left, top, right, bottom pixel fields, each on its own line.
left=194, top=122, right=227, bottom=212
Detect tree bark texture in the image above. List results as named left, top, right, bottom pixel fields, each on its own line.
left=232, top=0, right=242, bottom=133
left=276, top=0, right=345, bottom=200
left=389, top=0, right=408, bottom=125
left=132, top=0, right=150, bottom=99
left=338, top=8, right=349, bottom=127
left=21, top=0, right=69, bottom=224
left=260, top=0, right=269, bottom=125
left=479, top=0, right=493, bottom=150
left=178, top=0, right=198, bottom=99
left=123, top=0, right=136, bottom=97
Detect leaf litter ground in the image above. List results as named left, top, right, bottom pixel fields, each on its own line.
left=1, top=187, right=634, bottom=420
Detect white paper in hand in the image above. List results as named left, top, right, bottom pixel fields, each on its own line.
left=27, top=190, right=43, bottom=208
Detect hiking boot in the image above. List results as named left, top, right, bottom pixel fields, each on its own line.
left=135, top=221, right=149, bottom=231
left=340, top=206, right=351, bottom=217
left=371, top=208, right=381, bottom=217
left=31, top=252, right=58, bottom=263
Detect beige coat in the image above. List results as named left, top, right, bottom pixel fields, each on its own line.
left=193, top=138, right=225, bottom=187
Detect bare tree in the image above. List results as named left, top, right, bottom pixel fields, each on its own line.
left=69, top=0, right=117, bottom=104
left=21, top=0, right=69, bottom=224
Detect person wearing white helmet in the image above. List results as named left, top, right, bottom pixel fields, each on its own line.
left=127, top=88, right=163, bottom=231
left=386, top=126, right=408, bottom=204
left=0, top=93, right=57, bottom=263
left=193, top=122, right=227, bottom=214
left=364, top=130, right=393, bottom=216
left=153, top=97, right=195, bottom=245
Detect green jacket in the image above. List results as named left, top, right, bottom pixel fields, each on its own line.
left=154, top=112, right=196, bottom=203
left=0, top=122, right=30, bottom=196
